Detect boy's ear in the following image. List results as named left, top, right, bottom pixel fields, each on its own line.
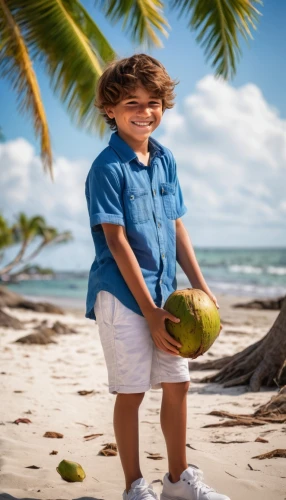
left=104, top=106, right=114, bottom=119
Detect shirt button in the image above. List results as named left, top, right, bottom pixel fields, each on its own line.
left=130, top=195, right=134, bottom=200
left=162, top=253, right=165, bottom=259
left=153, top=189, right=156, bottom=196
left=157, top=222, right=161, bottom=228
left=160, top=279, right=163, bottom=284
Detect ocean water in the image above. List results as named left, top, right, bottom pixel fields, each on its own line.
left=3, top=248, right=286, bottom=309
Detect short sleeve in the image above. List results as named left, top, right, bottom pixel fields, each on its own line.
left=85, top=164, right=125, bottom=230
left=174, top=164, right=187, bottom=219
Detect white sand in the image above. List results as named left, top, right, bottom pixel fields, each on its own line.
left=0, top=294, right=285, bottom=500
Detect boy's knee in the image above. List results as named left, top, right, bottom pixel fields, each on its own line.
left=162, top=381, right=190, bottom=398
left=116, top=392, right=145, bottom=407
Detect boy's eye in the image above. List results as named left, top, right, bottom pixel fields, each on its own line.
left=125, top=101, right=160, bottom=106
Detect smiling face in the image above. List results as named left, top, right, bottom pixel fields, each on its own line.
left=104, top=85, right=163, bottom=151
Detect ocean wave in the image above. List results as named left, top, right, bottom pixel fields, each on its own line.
left=228, top=264, right=286, bottom=276
left=204, top=281, right=286, bottom=298
left=229, top=265, right=262, bottom=274
left=267, top=266, right=286, bottom=275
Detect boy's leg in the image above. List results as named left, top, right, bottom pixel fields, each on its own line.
left=160, top=381, right=190, bottom=483
left=114, top=392, right=145, bottom=493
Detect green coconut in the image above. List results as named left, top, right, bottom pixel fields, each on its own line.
left=164, top=288, right=221, bottom=358
left=56, top=459, right=86, bottom=482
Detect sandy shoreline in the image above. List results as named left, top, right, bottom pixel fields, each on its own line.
left=0, top=293, right=285, bottom=500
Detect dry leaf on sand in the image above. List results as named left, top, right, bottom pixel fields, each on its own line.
left=13, top=418, right=32, bottom=424
left=145, top=451, right=164, bottom=460
left=78, top=390, right=95, bottom=396
left=247, top=464, right=260, bottom=471
left=255, top=437, right=269, bottom=443
left=99, top=443, right=118, bottom=456
left=84, top=433, right=103, bottom=441
left=210, top=440, right=249, bottom=444
left=186, top=443, right=197, bottom=450
left=43, top=431, right=63, bottom=438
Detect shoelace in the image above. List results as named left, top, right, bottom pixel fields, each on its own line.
left=186, top=470, right=216, bottom=496
left=130, top=483, right=157, bottom=499
left=191, top=479, right=215, bottom=495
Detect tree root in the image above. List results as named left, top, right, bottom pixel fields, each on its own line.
left=252, top=449, right=286, bottom=459
left=197, top=298, right=286, bottom=391
left=203, top=387, right=286, bottom=427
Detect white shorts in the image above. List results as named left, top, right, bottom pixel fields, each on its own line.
left=94, top=290, right=190, bottom=394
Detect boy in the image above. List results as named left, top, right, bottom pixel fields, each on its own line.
left=85, top=54, right=230, bottom=500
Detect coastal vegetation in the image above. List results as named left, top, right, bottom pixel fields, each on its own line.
left=0, top=212, right=72, bottom=278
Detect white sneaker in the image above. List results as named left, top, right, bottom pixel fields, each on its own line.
left=123, top=477, right=159, bottom=500
left=160, top=465, right=231, bottom=500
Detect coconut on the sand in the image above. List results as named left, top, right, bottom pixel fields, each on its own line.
left=164, top=288, right=221, bottom=358
left=56, top=459, right=86, bottom=482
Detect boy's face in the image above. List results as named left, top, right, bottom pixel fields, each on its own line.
left=105, top=85, right=163, bottom=148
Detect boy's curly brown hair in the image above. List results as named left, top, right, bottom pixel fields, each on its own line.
left=95, top=54, right=177, bottom=130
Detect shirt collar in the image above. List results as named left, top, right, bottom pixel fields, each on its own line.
left=109, top=132, right=164, bottom=163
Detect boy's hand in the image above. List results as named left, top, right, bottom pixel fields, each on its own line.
left=210, top=293, right=219, bottom=309
left=198, top=287, right=220, bottom=309
left=144, top=307, right=182, bottom=356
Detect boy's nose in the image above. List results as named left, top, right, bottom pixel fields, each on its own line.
left=137, top=104, right=152, bottom=115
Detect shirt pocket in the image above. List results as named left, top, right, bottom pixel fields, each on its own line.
left=124, top=188, right=152, bottom=224
left=160, top=182, right=177, bottom=219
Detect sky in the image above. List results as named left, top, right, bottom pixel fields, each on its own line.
left=0, top=0, right=286, bottom=271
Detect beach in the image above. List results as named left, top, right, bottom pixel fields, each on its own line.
left=0, top=293, right=285, bottom=500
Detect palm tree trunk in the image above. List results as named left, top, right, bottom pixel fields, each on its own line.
left=197, top=297, right=286, bottom=392
left=20, top=234, right=68, bottom=264
left=0, top=241, right=28, bottom=275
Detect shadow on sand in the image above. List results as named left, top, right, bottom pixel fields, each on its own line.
left=0, top=495, right=104, bottom=500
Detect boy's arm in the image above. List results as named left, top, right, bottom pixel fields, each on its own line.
left=101, top=223, right=182, bottom=356
left=175, top=218, right=219, bottom=308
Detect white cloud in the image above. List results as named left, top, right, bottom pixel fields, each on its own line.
left=0, top=139, right=94, bottom=270
left=158, top=75, right=286, bottom=244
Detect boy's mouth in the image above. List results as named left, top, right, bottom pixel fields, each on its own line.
left=131, top=121, right=153, bottom=128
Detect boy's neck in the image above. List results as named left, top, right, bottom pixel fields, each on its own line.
left=117, top=130, right=150, bottom=156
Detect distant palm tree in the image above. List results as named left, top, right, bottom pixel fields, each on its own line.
left=0, top=215, right=13, bottom=256
left=0, top=0, right=261, bottom=177
left=0, top=212, right=72, bottom=275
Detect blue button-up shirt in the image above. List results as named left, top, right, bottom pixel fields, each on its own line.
left=85, top=132, right=187, bottom=320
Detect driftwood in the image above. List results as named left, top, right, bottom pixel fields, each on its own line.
left=0, top=286, right=64, bottom=314
left=233, top=296, right=285, bottom=310
left=51, top=321, right=77, bottom=334
left=203, top=387, right=286, bottom=427
left=15, top=321, right=78, bottom=344
left=252, top=449, right=286, bottom=459
left=254, top=385, right=286, bottom=418
left=0, top=309, right=23, bottom=329
left=15, top=329, right=57, bottom=344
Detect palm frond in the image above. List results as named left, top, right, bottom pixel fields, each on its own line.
left=0, top=214, right=13, bottom=249
left=171, top=0, right=262, bottom=79
left=96, top=0, right=169, bottom=48
left=13, top=213, right=46, bottom=241
left=20, top=228, right=73, bottom=263
left=11, top=0, right=116, bottom=133
left=0, top=0, right=53, bottom=177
